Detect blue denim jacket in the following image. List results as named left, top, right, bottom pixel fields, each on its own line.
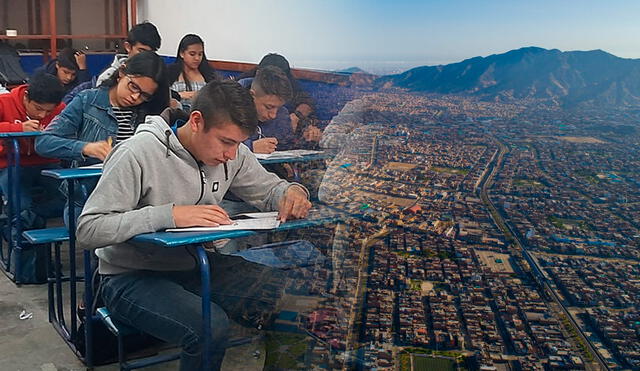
left=35, top=88, right=135, bottom=167
left=35, top=87, right=123, bottom=165
left=35, top=87, right=136, bottom=208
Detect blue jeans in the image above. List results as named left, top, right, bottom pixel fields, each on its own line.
left=62, top=176, right=98, bottom=229
left=100, top=252, right=288, bottom=371
left=63, top=202, right=84, bottom=230
left=0, top=164, right=64, bottom=232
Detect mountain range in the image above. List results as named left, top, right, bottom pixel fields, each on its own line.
left=377, top=47, right=640, bottom=107
left=336, top=66, right=369, bottom=74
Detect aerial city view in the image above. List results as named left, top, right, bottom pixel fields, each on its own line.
left=266, top=56, right=640, bottom=369
left=266, top=3, right=640, bottom=369
left=1, top=1, right=639, bottom=371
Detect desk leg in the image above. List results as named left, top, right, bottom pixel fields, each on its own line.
left=54, top=241, right=67, bottom=331
left=11, top=139, right=22, bottom=283
left=67, top=179, right=78, bottom=341
left=83, top=249, right=94, bottom=367
left=46, top=242, right=54, bottom=322
left=195, top=246, right=212, bottom=369
left=1, top=140, right=14, bottom=271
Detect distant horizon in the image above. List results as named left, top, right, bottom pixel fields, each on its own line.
left=292, top=46, right=640, bottom=75
left=142, top=0, right=640, bottom=77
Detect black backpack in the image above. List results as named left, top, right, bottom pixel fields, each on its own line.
left=0, top=43, right=28, bottom=85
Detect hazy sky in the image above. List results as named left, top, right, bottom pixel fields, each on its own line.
left=142, top=0, right=640, bottom=74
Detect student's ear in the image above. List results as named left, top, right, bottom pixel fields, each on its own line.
left=117, top=65, right=126, bottom=79
left=55, top=61, right=60, bottom=70
left=123, top=41, right=132, bottom=54
left=249, top=88, right=256, bottom=98
left=189, top=110, right=204, bottom=132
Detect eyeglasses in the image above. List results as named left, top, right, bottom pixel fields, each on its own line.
left=125, top=75, right=154, bottom=102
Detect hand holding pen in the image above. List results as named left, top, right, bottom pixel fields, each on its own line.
left=81, top=136, right=114, bottom=161
left=253, top=137, right=278, bottom=154
left=172, top=204, right=233, bottom=227
left=21, top=119, right=42, bottom=132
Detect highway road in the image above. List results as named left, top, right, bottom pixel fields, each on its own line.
left=476, top=139, right=609, bottom=371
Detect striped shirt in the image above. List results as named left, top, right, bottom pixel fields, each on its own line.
left=112, top=106, right=135, bottom=143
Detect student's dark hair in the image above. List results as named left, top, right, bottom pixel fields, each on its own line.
left=103, top=51, right=169, bottom=122
left=57, top=48, right=80, bottom=71
left=26, top=72, right=65, bottom=104
left=238, top=53, right=293, bottom=81
left=191, top=80, right=258, bottom=135
left=252, top=65, right=292, bottom=102
left=166, top=34, right=218, bottom=90
left=126, top=22, right=161, bottom=51
left=239, top=53, right=312, bottom=109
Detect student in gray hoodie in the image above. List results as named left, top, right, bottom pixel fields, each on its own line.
left=77, top=80, right=311, bottom=371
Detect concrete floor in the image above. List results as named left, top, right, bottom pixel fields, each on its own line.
left=0, top=260, right=265, bottom=371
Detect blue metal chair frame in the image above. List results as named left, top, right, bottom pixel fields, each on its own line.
left=85, top=244, right=211, bottom=371
left=96, top=244, right=258, bottom=371
left=0, top=132, right=42, bottom=283
left=38, top=168, right=223, bottom=368
left=37, top=168, right=100, bottom=366
left=80, top=244, right=213, bottom=370
left=22, top=227, right=77, bottom=352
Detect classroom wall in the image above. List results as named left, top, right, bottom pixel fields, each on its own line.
left=68, top=0, right=117, bottom=51
left=136, top=0, right=320, bottom=69
left=0, top=0, right=30, bottom=34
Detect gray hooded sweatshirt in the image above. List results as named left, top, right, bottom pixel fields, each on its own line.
left=76, top=114, right=305, bottom=274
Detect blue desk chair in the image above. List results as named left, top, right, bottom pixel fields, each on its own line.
left=22, top=228, right=73, bottom=337
left=95, top=307, right=180, bottom=371
left=89, top=239, right=324, bottom=371
left=1, top=132, right=42, bottom=283
left=96, top=306, right=260, bottom=371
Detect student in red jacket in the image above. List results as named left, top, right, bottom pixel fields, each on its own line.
left=0, top=73, right=66, bottom=231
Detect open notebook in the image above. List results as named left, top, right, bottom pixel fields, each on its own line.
left=166, top=211, right=281, bottom=232
left=254, top=149, right=324, bottom=160
left=78, top=163, right=103, bottom=169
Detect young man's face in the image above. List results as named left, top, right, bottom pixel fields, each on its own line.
left=252, top=93, right=285, bottom=122
left=189, top=112, right=249, bottom=166
left=124, top=41, right=154, bottom=57
left=55, top=63, right=77, bottom=85
left=56, top=63, right=76, bottom=85
left=23, top=95, right=57, bottom=120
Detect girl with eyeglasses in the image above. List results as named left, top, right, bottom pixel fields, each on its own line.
left=35, top=51, right=168, bottom=226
